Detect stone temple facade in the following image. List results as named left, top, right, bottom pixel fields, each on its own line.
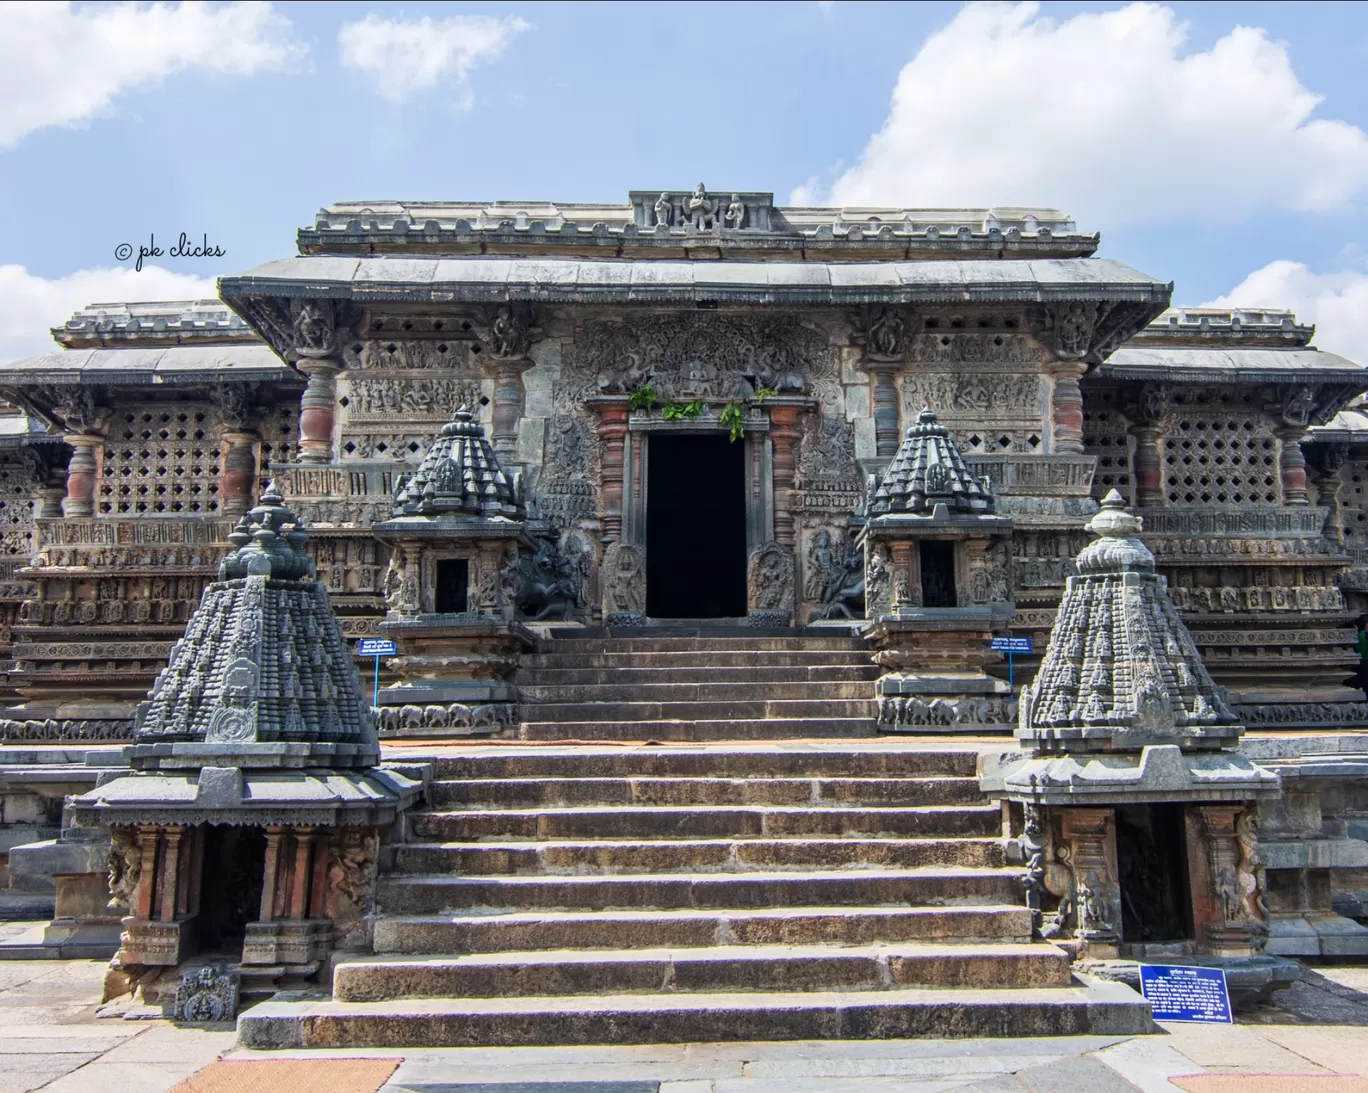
left=3, top=186, right=1368, bottom=1042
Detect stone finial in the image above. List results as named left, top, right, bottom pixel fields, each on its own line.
left=218, top=481, right=313, bottom=581
left=128, top=484, right=377, bottom=770
left=392, top=407, right=520, bottom=518
left=868, top=409, right=994, bottom=516
left=1018, top=489, right=1243, bottom=753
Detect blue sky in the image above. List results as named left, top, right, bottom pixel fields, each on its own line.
left=2, top=1, right=1367, bottom=362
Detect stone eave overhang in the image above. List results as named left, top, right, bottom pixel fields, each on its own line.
left=1309, top=407, right=1368, bottom=447
left=1095, top=345, right=1368, bottom=386
left=0, top=344, right=300, bottom=388
left=52, top=300, right=260, bottom=349
left=372, top=516, right=527, bottom=538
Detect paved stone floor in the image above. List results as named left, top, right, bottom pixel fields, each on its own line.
left=7, top=952, right=1368, bottom=1091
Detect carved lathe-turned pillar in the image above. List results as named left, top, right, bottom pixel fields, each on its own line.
left=871, top=369, right=901, bottom=458
left=1127, top=382, right=1170, bottom=508
left=592, top=400, right=629, bottom=542
left=219, top=432, right=258, bottom=517
left=1049, top=363, right=1087, bottom=455
left=769, top=403, right=802, bottom=547
left=296, top=358, right=342, bottom=463
left=1276, top=426, right=1310, bottom=506
left=36, top=484, right=65, bottom=519
left=484, top=304, right=540, bottom=464
left=1309, top=444, right=1348, bottom=543
left=61, top=433, right=102, bottom=517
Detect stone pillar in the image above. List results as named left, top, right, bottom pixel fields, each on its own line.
left=769, top=403, right=802, bottom=548
left=871, top=368, right=901, bottom=458
left=296, top=358, right=342, bottom=463
left=36, top=485, right=65, bottom=519
left=134, top=825, right=160, bottom=921
left=1277, top=427, right=1310, bottom=506
left=1049, top=364, right=1087, bottom=455
left=61, top=433, right=102, bottom=517
left=288, top=827, right=315, bottom=919
left=219, top=431, right=259, bottom=518
left=156, top=826, right=182, bottom=923
left=1309, top=445, right=1348, bottom=544
left=489, top=359, right=531, bottom=464
left=260, top=825, right=285, bottom=921
left=1059, top=808, right=1121, bottom=956
left=1129, top=424, right=1164, bottom=507
left=1188, top=804, right=1263, bottom=955
left=592, top=401, right=629, bottom=542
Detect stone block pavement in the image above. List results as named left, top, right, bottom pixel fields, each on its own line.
left=6, top=950, right=1368, bottom=1091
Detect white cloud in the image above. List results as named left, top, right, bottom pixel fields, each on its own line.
left=1204, top=260, right=1368, bottom=365
left=0, top=265, right=217, bottom=363
left=0, top=2, right=303, bottom=148
left=338, top=13, right=529, bottom=105
left=805, top=2, right=1368, bottom=226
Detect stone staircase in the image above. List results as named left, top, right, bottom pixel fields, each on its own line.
left=239, top=740, right=1151, bottom=1048
left=515, top=633, right=881, bottom=741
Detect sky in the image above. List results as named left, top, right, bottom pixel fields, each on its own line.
left=1, top=0, right=1367, bottom=364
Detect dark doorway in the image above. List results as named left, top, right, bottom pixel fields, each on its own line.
left=920, top=541, right=957, bottom=607
left=647, top=433, right=747, bottom=618
left=435, top=559, right=469, bottom=613
left=198, top=825, right=266, bottom=953
left=1117, top=803, right=1192, bottom=943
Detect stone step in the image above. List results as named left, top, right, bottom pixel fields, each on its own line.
left=376, top=867, right=1023, bottom=914
left=427, top=776, right=982, bottom=810
left=393, top=837, right=1004, bottom=875
left=518, top=665, right=882, bottom=685
left=519, top=681, right=876, bottom=703
left=332, top=941, right=1073, bottom=1002
left=409, top=804, right=1001, bottom=842
left=522, top=700, right=876, bottom=722
left=525, top=651, right=875, bottom=670
left=238, top=979, right=1153, bottom=1049
left=371, top=905, right=1035, bottom=954
left=535, top=637, right=870, bottom=653
left=517, top=717, right=878, bottom=741
left=429, top=747, right=979, bottom=781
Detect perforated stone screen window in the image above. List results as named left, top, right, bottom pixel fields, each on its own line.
left=1342, top=459, right=1368, bottom=552
left=0, top=459, right=37, bottom=565
left=1163, top=412, right=1278, bottom=505
left=258, top=402, right=299, bottom=487
left=1083, top=395, right=1132, bottom=504
left=99, top=406, right=220, bottom=515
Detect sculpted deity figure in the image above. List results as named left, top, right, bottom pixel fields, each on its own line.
left=653, top=192, right=673, bottom=228
left=865, top=307, right=907, bottom=360
left=293, top=301, right=335, bottom=356
left=490, top=305, right=523, bottom=359
left=1282, top=384, right=1316, bottom=428
left=725, top=194, right=745, bottom=230
left=685, top=183, right=716, bottom=230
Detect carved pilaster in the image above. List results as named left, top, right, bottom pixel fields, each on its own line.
left=871, top=368, right=901, bottom=458
left=288, top=827, right=316, bottom=920
left=1059, top=808, right=1120, bottom=956
left=1309, top=444, right=1348, bottom=543
left=260, top=825, right=285, bottom=922
left=591, top=401, right=629, bottom=543
left=769, top=403, right=802, bottom=547
left=1125, top=382, right=1169, bottom=508
left=1189, top=804, right=1265, bottom=955
left=296, top=359, right=342, bottom=463
left=489, top=359, right=532, bottom=463
left=1049, top=364, right=1087, bottom=455
left=61, top=433, right=102, bottom=517
left=134, top=825, right=161, bottom=921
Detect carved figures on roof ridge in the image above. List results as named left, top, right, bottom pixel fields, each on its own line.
left=685, top=183, right=716, bottom=230
left=725, top=194, right=745, bottom=230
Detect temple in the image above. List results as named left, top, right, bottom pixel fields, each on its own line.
left=2, top=186, right=1368, bottom=1041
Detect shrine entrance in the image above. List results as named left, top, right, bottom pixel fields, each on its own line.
left=646, top=433, right=747, bottom=618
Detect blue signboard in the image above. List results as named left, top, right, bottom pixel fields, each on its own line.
left=358, top=638, right=398, bottom=657
left=990, top=636, right=1033, bottom=654
left=1139, top=965, right=1232, bottom=1023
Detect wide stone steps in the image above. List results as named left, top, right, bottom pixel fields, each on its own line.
left=332, top=942, right=1072, bottom=1002
left=518, top=717, right=878, bottom=741
left=409, top=803, right=1001, bottom=841
left=239, top=981, right=1152, bottom=1049
left=426, top=775, right=982, bottom=809
left=268, top=739, right=1151, bottom=1049
left=393, top=836, right=1005, bottom=874
left=370, top=905, right=1037, bottom=954
left=429, top=746, right=977, bottom=780
left=524, top=650, right=876, bottom=670
left=519, top=681, right=876, bottom=702
left=523, top=698, right=876, bottom=723
left=519, top=664, right=882, bottom=685
left=376, top=867, right=1024, bottom=914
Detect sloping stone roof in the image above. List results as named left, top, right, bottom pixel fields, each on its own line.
left=1018, top=489, right=1244, bottom=753
left=128, top=483, right=378, bottom=770
left=869, top=409, right=995, bottom=516
left=53, top=300, right=259, bottom=347
left=392, top=407, right=520, bottom=518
